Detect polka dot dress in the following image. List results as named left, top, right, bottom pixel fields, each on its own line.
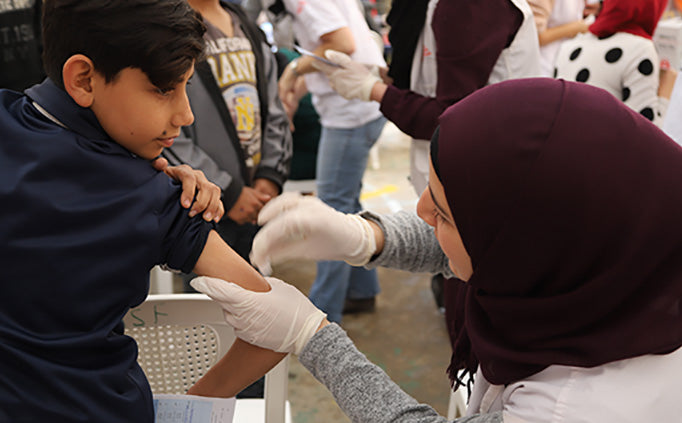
left=554, top=31, right=667, bottom=126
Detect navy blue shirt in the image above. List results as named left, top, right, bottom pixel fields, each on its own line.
left=0, top=80, right=213, bottom=422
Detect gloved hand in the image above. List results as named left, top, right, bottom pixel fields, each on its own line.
left=250, top=192, right=377, bottom=275
left=190, top=276, right=327, bottom=355
left=311, top=49, right=381, bottom=101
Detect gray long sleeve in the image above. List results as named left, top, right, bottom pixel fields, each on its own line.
left=299, top=323, right=501, bottom=423
left=361, top=210, right=455, bottom=278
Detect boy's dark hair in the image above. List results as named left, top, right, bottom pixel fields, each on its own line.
left=42, top=0, right=206, bottom=90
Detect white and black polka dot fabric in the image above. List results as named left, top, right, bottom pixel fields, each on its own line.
left=555, top=32, right=668, bottom=126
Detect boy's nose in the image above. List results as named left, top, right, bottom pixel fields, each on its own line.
left=173, top=92, right=194, bottom=127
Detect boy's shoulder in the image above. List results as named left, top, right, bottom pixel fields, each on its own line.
left=0, top=88, right=27, bottom=117
left=0, top=86, right=196, bottom=252
left=1, top=82, right=162, bottom=186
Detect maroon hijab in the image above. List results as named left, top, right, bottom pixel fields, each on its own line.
left=435, top=78, right=682, bottom=386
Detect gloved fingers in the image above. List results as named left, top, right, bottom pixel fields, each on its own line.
left=324, top=49, right=352, bottom=67
left=221, top=310, right=242, bottom=329
left=263, top=276, right=294, bottom=292
left=253, top=207, right=315, bottom=258
left=250, top=255, right=272, bottom=277
left=263, top=276, right=327, bottom=355
left=262, top=276, right=283, bottom=287
left=190, top=276, right=255, bottom=305
left=310, top=59, right=339, bottom=75
left=257, top=191, right=308, bottom=225
left=250, top=226, right=313, bottom=272
left=250, top=227, right=279, bottom=273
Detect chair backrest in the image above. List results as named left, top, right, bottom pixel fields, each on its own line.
left=123, top=293, right=289, bottom=423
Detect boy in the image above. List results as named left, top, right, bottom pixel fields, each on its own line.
left=0, top=1, right=285, bottom=421
left=165, top=0, right=292, bottom=291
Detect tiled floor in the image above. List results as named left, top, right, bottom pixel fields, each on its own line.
left=275, top=123, right=455, bottom=422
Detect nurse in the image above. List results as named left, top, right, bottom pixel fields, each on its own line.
left=194, top=78, right=682, bottom=422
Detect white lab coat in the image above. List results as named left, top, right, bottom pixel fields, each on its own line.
left=466, top=345, right=682, bottom=422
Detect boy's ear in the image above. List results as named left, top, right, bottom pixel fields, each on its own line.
left=62, top=54, right=97, bottom=108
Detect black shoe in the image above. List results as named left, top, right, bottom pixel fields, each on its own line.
left=343, top=297, right=376, bottom=314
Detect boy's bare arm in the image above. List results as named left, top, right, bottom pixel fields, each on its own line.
left=192, top=230, right=269, bottom=291
left=187, top=230, right=287, bottom=397
left=187, top=338, right=286, bottom=397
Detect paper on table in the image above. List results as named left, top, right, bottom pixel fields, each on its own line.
left=153, top=394, right=236, bottom=423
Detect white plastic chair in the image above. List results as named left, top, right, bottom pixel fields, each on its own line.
left=282, top=179, right=317, bottom=195
left=123, top=293, right=291, bottom=423
left=149, top=266, right=175, bottom=294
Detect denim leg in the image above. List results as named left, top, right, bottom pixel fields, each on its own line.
left=309, top=116, right=386, bottom=323
left=310, top=260, right=352, bottom=323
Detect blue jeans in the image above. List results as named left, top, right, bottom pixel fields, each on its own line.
left=309, top=115, right=386, bottom=323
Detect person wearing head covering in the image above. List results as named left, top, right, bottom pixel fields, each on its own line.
left=191, top=78, right=682, bottom=422
left=554, top=0, right=677, bottom=127
left=315, top=0, right=542, bottom=323
left=312, top=0, right=540, bottom=195
left=425, top=78, right=682, bottom=419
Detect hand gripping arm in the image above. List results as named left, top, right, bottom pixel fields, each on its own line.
left=249, top=193, right=378, bottom=275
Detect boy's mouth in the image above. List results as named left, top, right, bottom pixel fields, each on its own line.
left=156, top=136, right=177, bottom=148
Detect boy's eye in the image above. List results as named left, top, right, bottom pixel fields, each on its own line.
left=156, top=87, right=174, bottom=96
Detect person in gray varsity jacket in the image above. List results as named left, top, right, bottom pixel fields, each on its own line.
left=164, top=0, right=292, bottom=270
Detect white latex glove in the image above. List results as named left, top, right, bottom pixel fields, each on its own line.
left=311, top=49, right=381, bottom=101
left=250, top=192, right=377, bottom=275
left=190, top=276, right=326, bottom=355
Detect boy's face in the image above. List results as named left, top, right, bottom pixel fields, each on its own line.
left=89, top=65, right=195, bottom=160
